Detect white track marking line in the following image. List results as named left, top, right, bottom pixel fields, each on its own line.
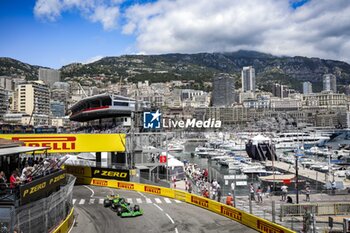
left=136, top=198, right=142, bottom=203
left=73, top=199, right=76, bottom=205
left=155, top=198, right=162, bottom=203
left=99, top=199, right=104, bottom=204
left=153, top=203, right=163, bottom=212
left=83, top=185, right=95, bottom=197
left=127, top=198, right=133, bottom=203
left=164, top=198, right=171, bottom=203
left=137, top=191, right=147, bottom=198
left=78, top=199, right=85, bottom=205
left=146, top=198, right=152, bottom=203
left=165, top=213, right=175, bottom=224
left=89, top=199, right=95, bottom=204
left=67, top=217, right=76, bottom=233
left=174, top=200, right=182, bottom=203
left=175, top=227, right=179, bottom=233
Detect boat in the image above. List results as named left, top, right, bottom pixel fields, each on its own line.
left=228, top=160, right=243, bottom=170
left=168, top=143, right=184, bottom=152
left=240, top=163, right=267, bottom=174
left=271, top=132, right=330, bottom=149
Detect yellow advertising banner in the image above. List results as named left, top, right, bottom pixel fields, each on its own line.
left=0, top=134, right=126, bottom=153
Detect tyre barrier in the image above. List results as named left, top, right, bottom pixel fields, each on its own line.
left=51, top=207, right=75, bottom=233
left=77, top=177, right=295, bottom=233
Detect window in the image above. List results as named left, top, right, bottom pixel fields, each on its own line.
left=114, top=101, right=129, bottom=106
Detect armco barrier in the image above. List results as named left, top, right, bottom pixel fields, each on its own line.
left=51, top=207, right=74, bottom=233
left=79, top=177, right=295, bottom=233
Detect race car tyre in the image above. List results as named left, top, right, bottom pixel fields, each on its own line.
left=134, top=205, right=140, bottom=212
left=104, top=199, right=111, bottom=208
left=116, top=206, right=123, bottom=216
left=111, top=203, right=119, bottom=212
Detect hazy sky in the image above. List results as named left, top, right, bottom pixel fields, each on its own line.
left=1, top=0, right=350, bottom=68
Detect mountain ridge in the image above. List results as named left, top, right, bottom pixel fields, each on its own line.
left=1, top=50, right=350, bottom=92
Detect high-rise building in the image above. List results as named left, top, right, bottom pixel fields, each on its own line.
left=0, top=89, right=7, bottom=119
left=50, top=100, right=65, bottom=117
left=39, top=68, right=61, bottom=87
left=212, top=73, right=235, bottom=107
left=241, top=66, right=255, bottom=92
left=323, top=74, right=336, bottom=93
left=303, top=82, right=313, bottom=95
left=12, top=81, right=50, bottom=117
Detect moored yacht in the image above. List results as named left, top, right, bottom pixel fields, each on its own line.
left=272, top=132, right=330, bottom=149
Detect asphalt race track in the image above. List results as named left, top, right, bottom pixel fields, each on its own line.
left=70, top=185, right=257, bottom=233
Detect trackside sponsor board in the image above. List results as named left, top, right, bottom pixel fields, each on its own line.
left=256, top=220, right=285, bottom=233
left=117, top=182, right=134, bottom=190
left=19, top=170, right=66, bottom=205
left=191, top=196, right=209, bottom=208
left=91, top=167, right=130, bottom=181
left=144, top=186, right=161, bottom=195
left=0, top=134, right=126, bottom=153
left=65, top=165, right=91, bottom=177
left=92, top=179, right=108, bottom=186
left=220, top=206, right=242, bottom=221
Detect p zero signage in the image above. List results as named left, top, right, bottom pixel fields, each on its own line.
left=91, top=167, right=130, bottom=181
left=257, top=220, right=284, bottom=233
left=19, top=170, right=66, bottom=205
left=0, top=134, right=126, bottom=153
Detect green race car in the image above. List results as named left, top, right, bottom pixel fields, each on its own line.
left=115, top=200, right=143, bottom=217
left=103, top=195, right=143, bottom=217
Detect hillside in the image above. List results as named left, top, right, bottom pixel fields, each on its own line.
left=0, top=57, right=47, bottom=80
left=1, top=51, right=350, bottom=92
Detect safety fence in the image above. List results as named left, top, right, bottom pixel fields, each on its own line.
left=14, top=175, right=75, bottom=233
left=280, top=202, right=350, bottom=219
left=51, top=207, right=75, bottom=233
left=76, top=176, right=295, bottom=233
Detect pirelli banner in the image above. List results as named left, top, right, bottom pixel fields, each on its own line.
left=0, top=134, right=126, bottom=153
left=19, top=170, right=66, bottom=205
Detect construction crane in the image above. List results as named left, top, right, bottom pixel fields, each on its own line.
left=77, top=82, right=88, bottom=98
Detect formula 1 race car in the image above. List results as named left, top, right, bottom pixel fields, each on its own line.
left=103, top=195, right=143, bottom=217
left=115, top=200, right=143, bottom=217
left=103, top=194, right=120, bottom=208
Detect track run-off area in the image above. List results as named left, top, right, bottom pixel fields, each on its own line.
left=71, top=185, right=257, bottom=233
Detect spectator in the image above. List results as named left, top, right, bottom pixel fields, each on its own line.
left=256, top=186, right=263, bottom=203
left=0, top=171, right=7, bottom=183
left=249, top=183, right=255, bottom=201
left=287, top=196, right=293, bottom=204
left=265, top=185, right=271, bottom=198
left=217, top=186, right=222, bottom=203
left=305, top=186, right=310, bottom=201
left=226, top=195, right=233, bottom=206
left=203, top=188, right=209, bottom=198
left=9, top=171, right=20, bottom=189
left=188, top=183, right=192, bottom=193
left=28, top=157, right=34, bottom=167
left=281, top=185, right=288, bottom=201
left=0, top=171, right=7, bottom=192
left=231, top=181, right=235, bottom=199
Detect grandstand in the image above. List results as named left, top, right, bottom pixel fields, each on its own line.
left=69, top=94, right=150, bottom=123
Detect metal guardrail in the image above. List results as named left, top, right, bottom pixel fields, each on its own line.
left=280, top=202, right=350, bottom=219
